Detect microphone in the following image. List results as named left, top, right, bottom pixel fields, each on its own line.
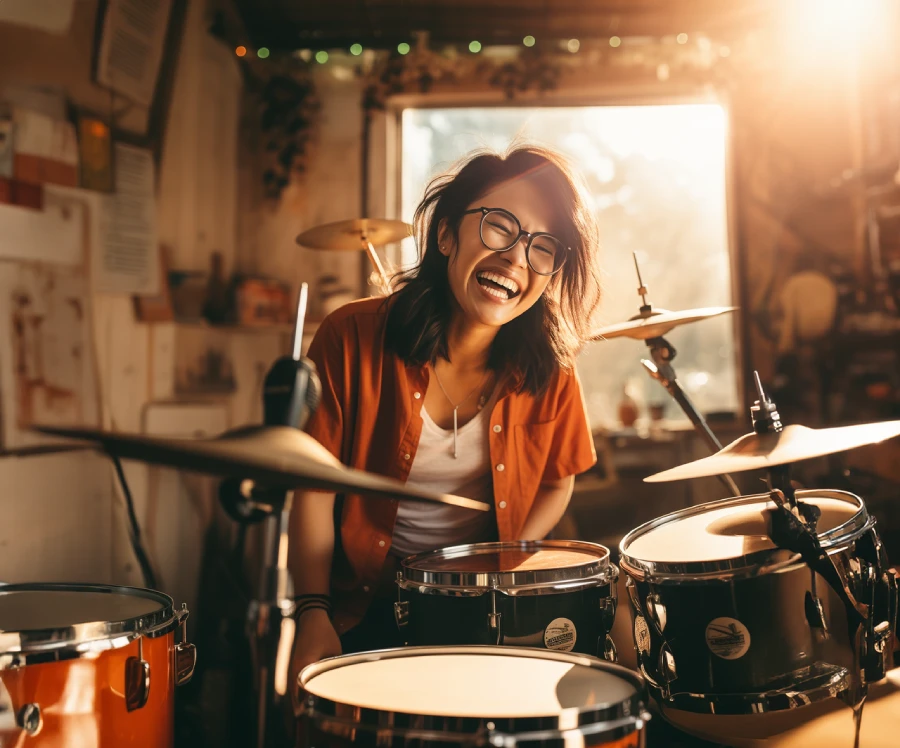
left=219, top=283, right=322, bottom=523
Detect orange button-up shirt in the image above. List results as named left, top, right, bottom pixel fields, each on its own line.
left=304, top=297, right=597, bottom=631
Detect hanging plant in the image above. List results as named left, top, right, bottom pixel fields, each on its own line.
left=259, top=71, right=320, bottom=199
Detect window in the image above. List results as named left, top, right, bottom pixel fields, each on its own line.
left=400, top=104, right=738, bottom=426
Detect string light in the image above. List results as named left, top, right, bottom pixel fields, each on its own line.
left=609, top=36, right=621, bottom=47
left=235, top=45, right=247, bottom=57
left=350, top=43, right=363, bottom=55
left=257, top=47, right=270, bottom=58
left=469, top=40, right=482, bottom=53
left=397, top=42, right=410, bottom=54
left=315, top=50, right=328, bottom=63
left=523, top=35, right=535, bottom=47
left=567, top=39, right=580, bottom=53
left=676, top=33, right=688, bottom=44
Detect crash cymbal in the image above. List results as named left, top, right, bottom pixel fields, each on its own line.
left=296, top=219, right=412, bottom=251
left=33, top=424, right=489, bottom=511
left=644, top=420, right=900, bottom=483
left=589, top=306, right=737, bottom=342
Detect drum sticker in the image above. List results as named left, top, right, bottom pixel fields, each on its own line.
left=544, top=617, right=576, bottom=651
left=705, top=617, right=751, bottom=660
left=633, top=615, right=651, bottom=655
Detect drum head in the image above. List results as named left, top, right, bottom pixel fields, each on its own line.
left=620, top=490, right=866, bottom=577
left=303, top=646, right=643, bottom=722
left=0, top=584, right=175, bottom=657
left=401, top=540, right=612, bottom=591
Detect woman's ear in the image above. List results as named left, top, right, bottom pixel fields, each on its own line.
left=437, top=218, right=454, bottom=257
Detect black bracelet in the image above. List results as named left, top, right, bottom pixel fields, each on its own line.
left=294, top=602, right=332, bottom=621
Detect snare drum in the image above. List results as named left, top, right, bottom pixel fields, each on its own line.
left=619, top=489, right=897, bottom=741
left=0, top=583, right=196, bottom=747
left=395, top=541, right=618, bottom=659
left=300, top=646, right=650, bottom=747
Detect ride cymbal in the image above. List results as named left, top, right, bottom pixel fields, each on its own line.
left=590, top=307, right=737, bottom=342
left=296, top=219, right=412, bottom=251
left=644, top=420, right=900, bottom=482
left=33, top=424, right=489, bottom=511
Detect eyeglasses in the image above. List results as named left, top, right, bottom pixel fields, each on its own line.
left=463, top=207, right=569, bottom=276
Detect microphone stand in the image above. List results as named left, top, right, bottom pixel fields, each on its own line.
left=221, top=283, right=321, bottom=748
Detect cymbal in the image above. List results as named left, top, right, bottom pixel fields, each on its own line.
left=644, top=420, right=900, bottom=483
left=33, top=424, right=489, bottom=512
left=296, top=219, right=412, bottom=251
left=590, top=307, right=737, bottom=341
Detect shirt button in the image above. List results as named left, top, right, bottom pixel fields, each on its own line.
left=499, top=501, right=507, bottom=509
left=413, top=392, right=421, bottom=399
left=378, top=540, right=386, bottom=547
left=493, top=424, right=502, bottom=433
left=363, top=585, right=370, bottom=592
left=404, top=453, right=411, bottom=460
left=496, top=463, right=505, bottom=472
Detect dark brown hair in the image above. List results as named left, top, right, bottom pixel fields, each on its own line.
left=384, top=144, right=603, bottom=395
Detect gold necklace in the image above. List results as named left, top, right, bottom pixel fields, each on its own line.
left=432, top=367, right=488, bottom=459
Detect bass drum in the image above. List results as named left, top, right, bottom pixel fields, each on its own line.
left=299, top=645, right=650, bottom=748
left=0, top=583, right=196, bottom=747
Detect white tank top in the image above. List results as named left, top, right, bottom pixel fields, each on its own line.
left=390, top=404, right=496, bottom=558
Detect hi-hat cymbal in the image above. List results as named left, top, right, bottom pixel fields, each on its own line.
left=296, top=219, right=412, bottom=251
left=644, top=420, right=900, bottom=483
left=33, top=424, right=489, bottom=511
left=589, top=307, right=737, bottom=341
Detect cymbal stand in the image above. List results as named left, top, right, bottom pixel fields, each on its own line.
left=629, top=253, right=739, bottom=496
left=362, top=236, right=392, bottom=295
left=641, top=337, right=740, bottom=496
left=223, top=283, right=322, bottom=748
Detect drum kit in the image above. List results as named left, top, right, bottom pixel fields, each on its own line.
left=2, top=238, right=900, bottom=748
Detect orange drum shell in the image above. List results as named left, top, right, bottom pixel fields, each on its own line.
left=1, top=630, right=175, bottom=748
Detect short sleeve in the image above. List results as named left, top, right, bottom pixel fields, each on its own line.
left=303, top=316, right=347, bottom=461
left=540, top=368, right=597, bottom=482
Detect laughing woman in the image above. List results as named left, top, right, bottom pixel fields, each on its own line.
left=288, top=144, right=604, bottom=695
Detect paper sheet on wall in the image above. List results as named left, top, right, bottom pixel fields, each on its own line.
left=0, top=186, right=86, bottom=264
left=96, top=143, right=160, bottom=295
left=95, top=0, right=173, bottom=107
left=0, top=263, right=100, bottom=448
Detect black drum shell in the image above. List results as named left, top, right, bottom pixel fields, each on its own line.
left=400, top=579, right=616, bottom=657
left=625, top=558, right=854, bottom=696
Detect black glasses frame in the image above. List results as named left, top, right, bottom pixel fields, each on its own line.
left=463, top=207, right=569, bottom=276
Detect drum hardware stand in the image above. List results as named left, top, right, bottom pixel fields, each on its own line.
left=218, top=283, right=322, bottom=748
left=628, top=255, right=740, bottom=496
left=752, top=376, right=899, bottom=714
left=361, top=235, right=392, bottom=295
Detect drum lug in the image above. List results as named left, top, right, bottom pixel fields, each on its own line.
left=175, top=604, right=197, bottom=687
left=393, top=601, right=409, bottom=628
left=625, top=575, right=642, bottom=615
left=659, top=642, right=677, bottom=684
left=804, top=591, right=829, bottom=633
left=488, top=612, right=502, bottom=644
left=602, top=634, right=618, bottom=662
left=17, top=703, right=43, bottom=736
left=646, top=593, right=667, bottom=634
left=125, top=634, right=151, bottom=712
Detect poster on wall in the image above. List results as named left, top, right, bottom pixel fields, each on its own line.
left=0, top=263, right=100, bottom=448
left=95, top=0, right=174, bottom=107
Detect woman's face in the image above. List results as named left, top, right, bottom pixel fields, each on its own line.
left=440, top=177, right=561, bottom=330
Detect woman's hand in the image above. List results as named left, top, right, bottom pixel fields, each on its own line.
left=289, top=609, right=343, bottom=712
